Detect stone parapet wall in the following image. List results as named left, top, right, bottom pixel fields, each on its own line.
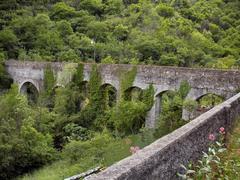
left=86, top=93, right=240, bottom=180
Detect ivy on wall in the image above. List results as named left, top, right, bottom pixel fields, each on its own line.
left=72, top=63, right=84, bottom=88
left=57, top=63, right=77, bottom=87
left=119, top=66, right=137, bottom=100
left=44, top=65, right=55, bottom=95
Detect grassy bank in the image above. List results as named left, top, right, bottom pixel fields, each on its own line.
left=20, top=130, right=156, bottom=180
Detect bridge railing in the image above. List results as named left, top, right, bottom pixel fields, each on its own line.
left=86, top=92, right=240, bottom=180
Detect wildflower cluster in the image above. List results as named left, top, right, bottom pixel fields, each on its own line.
left=178, top=127, right=227, bottom=179
left=130, top=146, right=140, bottom=154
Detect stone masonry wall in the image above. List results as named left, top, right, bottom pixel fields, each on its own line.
left=86, top=92, right=240, bottom=180
left=5, top=60, right=240, bottom=127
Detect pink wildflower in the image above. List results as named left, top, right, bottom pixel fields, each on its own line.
left=219, top=127, right=225, bottom=134
left=208, top=134, right=215, bottom=141
left=130, top=146, right=135, bottom=154
left=134, top=146, right=140, bottom=152
left=130, top=146, right=140, bottom=154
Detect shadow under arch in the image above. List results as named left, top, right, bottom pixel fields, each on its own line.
left=100, top=83, right=117, bottom=108
left=124, top=86, right=143, bottom=101
left=20, top=81, right=39, bottom=105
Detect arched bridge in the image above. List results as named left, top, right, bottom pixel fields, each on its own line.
left=5, top=60, right=240, bottom=128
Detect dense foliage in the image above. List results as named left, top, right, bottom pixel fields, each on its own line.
left=0, top=0, right=239, bottom=68
left=0, top=85, right=56, bottom=179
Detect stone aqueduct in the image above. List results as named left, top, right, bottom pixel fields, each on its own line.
left=5, top=60, right=240, bottom=128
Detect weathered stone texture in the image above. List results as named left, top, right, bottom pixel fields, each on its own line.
left=5, top=60, right=240, bottom=127
left=86, top=93, right=240, bottom=180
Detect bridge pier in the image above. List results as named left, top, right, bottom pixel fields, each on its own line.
left=146, top=104, right=157, bottom=128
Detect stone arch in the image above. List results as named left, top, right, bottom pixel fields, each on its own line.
left=19, top=79, right=39, bottom=92
left=19, top=81, right=39, bottom=104
left=196, top=93, right=224, bottom=111
left=154, top=90, right=176, bottom=120
left=182, top=92, right=225, bottom=120
left=124, top=86, right=143, bottom=101
left=100, top=83, right=117, bottom=108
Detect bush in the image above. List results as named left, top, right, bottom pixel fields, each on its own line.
left=156, top=4, right=174, bottom=18
left=0, top=85, right=56, bottom=179
left=108, top=101, right=147, bottom=136
left=62, top=131, right=113, bottom=163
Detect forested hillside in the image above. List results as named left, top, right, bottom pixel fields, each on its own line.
left=0, top=0, right=239, bottom=68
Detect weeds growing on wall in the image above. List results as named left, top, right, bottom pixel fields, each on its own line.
left=40, top=65, right=55, bottom=108
left=44, top=65, right=55, bottom=95
left=119, top=66, right=137, bottom=100
left=72, top=63, right=84, bottom=88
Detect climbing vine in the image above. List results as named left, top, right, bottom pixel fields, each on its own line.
left=72, top=63, right=84, bottom=88
left=119, top=66, right=137, bottom=100
left=103, top=66, right=155, bottom=136
left=79, top=64, right=104, bottom=129
left=57, top=63, right=77, bottom=87
left=142, top=84, right=155, bottom=110
left=44, top=65, right=55, bottom=95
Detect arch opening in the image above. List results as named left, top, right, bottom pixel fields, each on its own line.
left=155, top=90, right=176, bottom=118
left=124, top=86, right=143, bottom=101
left=20, top=82, right=39, bottom=105
left=100, top=83, right=117, bottom=108
left=196, top=93, right=224, bottom=113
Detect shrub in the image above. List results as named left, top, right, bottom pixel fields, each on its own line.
left=156, top=4, right=174, bottom=18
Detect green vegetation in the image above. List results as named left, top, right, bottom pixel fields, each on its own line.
left=155, top=80, right=190, bottom=137
left=0, top=0, right=239, bottom=179
left=179, top=120, right=240, bottom=179
left=0, top=62, right=12, bottom=90
left=198, top=93, right=224, bottom=108
left=0, top=85, right=56, bottom=179
left=0, top=0, right=239, bottom=68
left=0, top=60, right=222, bottom=179
left=0, top=60, right=196, bottom=179
left=21, top=129, right=156, bottom=180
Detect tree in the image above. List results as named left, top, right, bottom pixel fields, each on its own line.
left=87, top=21, right=109, bottom=42
left=0, top=29, right=18, bottom=58
left=76, top=0, right=103, bottom=16
left=56, top=20, right=74, bottom=41
left=0, top=85, right=56, bottom=179
left=50, top=2, right=76, bottom=21
left=156, top=4, right=174, bottom=18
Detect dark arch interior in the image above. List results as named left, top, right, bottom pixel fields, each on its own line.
left=124, top=86, right=143, bottom=101
left=20, top=82, right=39, bottom=105
left=100, top=83, right=117, bottom=108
